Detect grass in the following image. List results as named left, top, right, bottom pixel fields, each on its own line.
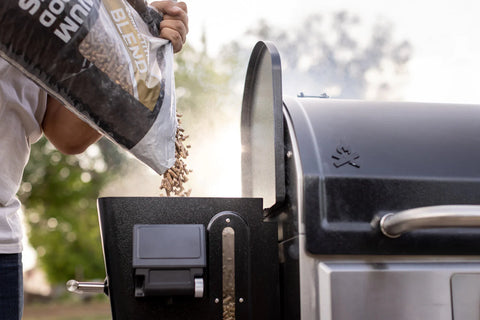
left=23, top=299, right=111, bottom=320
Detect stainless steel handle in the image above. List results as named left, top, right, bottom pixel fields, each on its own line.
left=194, top=278, right=204, bottom=298
left=66, top=279, right=107, bottom=295
left=380, top=205, right=480, bottom=238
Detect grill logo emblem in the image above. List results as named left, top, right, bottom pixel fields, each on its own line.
left=332, top=145, right=360, bottom=168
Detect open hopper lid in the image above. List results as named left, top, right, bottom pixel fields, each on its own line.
left=241, top=41, right=285, bottom=210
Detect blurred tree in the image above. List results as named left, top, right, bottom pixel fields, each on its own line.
left=174, top=38, right=239, bottom=118
left=20, top=137, right=126, bottom=284
left=173, top=35, right=241, bottom=157
left=230, top=11, right=412, bottom=100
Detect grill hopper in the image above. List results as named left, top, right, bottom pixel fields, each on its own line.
left=71, top=41, right=480, bottom=319
left=96, top=197, right=279, bottom=319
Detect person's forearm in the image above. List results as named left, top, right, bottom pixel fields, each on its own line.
left=42, top=96, right=102, bottom=155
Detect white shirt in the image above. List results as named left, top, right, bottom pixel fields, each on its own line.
left=0, top=57, right=47, bottom=253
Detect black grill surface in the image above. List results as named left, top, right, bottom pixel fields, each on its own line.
left=285, top=98, right=480, bottom=255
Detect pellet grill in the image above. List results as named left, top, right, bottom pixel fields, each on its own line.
left=67, top=41, right=480, bottom=320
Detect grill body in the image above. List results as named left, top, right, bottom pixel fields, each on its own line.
left=280, top=96, right=480, bottom=320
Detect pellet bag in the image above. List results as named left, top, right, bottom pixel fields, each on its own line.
left=0, top=0, right=176, bottom=174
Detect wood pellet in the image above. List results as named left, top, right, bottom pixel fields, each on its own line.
left=223, top=297, right=235, bottom=320
left=159, top=112, right=192, bottom=197
left=78, top=18, right=134, bottom=95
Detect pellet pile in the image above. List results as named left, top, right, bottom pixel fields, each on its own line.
left=159, top=113, right=192, bottom=196
left=222, top=228, right=235, bottom=319
left=223, top=295, right=235, bottom=319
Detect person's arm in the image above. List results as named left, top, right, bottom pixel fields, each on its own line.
left=42, top=95, right=102, bottom=155
left=151, top=1, right=189, bottom=53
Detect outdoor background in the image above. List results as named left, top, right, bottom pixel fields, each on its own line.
left=21, top=0, right=480, bottom=318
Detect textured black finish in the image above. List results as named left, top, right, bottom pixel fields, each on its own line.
left=279, top=116, right=300, bottom=319
left=285, top=97, right=480, bottom=255
left=97, top=197, right=279, bottom=320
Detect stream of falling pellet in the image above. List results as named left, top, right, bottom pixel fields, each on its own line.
left=159, top=113, right=192, bottom=196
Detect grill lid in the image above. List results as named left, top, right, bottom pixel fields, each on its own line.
left=284, top=97, right=480, bottom=255
left=241, top=41, right=285, bottom=210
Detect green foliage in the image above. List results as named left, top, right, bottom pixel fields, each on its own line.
left=20, top=138, right=125, bottom=284
left=174, top=40, right=241, bottom=117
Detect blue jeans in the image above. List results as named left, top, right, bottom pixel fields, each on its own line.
left=0, top=253, right=23, bottom=320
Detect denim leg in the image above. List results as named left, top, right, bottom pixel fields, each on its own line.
left=0, top=253, right=23, bottom=320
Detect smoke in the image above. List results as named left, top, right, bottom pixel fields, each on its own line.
left=181, top=106, right=242, bottom=197
left=100, top=103, right=242, bottom=198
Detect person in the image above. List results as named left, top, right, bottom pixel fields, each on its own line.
left=0, top=1, right=188, bottom=318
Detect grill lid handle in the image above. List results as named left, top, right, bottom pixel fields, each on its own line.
left=380, top=205, right=480, bottom=238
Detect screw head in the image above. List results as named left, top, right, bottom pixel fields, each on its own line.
left=239, top=297, right=244, bottom=303
left=226, top=218, right=231, bottom=223
left=214, top=298, right=220, bottom=303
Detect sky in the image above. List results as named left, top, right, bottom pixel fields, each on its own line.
left=184, top=0, right=480, bottom=104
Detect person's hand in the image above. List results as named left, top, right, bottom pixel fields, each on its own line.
left=150, top=1, right=188, bottom=53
